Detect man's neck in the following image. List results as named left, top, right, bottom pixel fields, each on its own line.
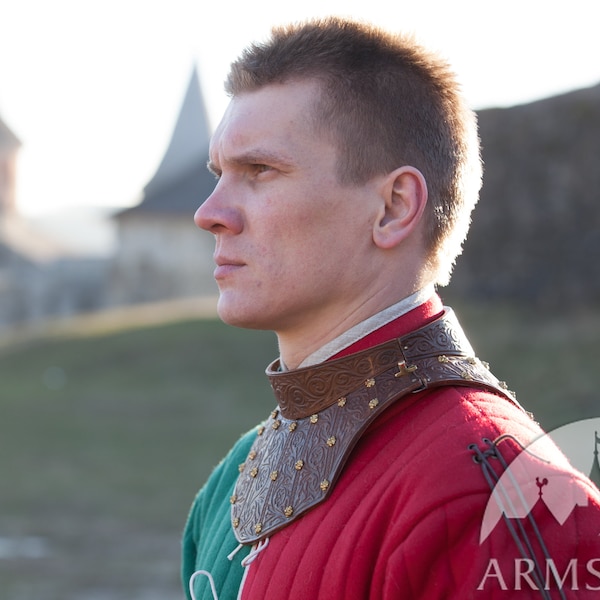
left=279, top=284, right=438, bottom=371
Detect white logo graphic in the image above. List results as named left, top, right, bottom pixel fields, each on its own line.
left=480, top=417, right=600, bottom=543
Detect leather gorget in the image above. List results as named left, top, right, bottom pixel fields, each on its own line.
left=231, top=308, right=524, bottom=545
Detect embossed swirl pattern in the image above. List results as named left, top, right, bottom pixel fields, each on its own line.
left=268, top=341, right=402, bottom=419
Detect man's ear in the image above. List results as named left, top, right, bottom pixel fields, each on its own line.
left=372, top=166, right=428, bottom=250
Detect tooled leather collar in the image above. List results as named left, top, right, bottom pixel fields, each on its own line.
left=230, top=308, right=521, bottom=545
left=266, top=337, right=414, bottom=420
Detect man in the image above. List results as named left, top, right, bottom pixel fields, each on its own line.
left=183, top=18, right=600, bottom=599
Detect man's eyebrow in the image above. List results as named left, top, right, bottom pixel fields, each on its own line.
left=208, top=148, right=295, bottom=172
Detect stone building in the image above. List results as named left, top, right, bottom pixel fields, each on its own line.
left=0, top=114, right=20, bottom=217
left=111, top=67, right=217, bottom=305
left=0, top=113, right=109, bottom=328
left=0, top=114, right=40, bottom=325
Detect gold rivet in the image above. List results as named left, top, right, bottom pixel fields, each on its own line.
left=326, top=436, right=336, bottom=447
left=320, top=480, right=330, bottom=492
left=337, top=397, right=347, bottom=407
left=238, top=462, right=246, bottom=473
left=365, top=378, right=375, bottom=388
left=272, top=420, right=281, bottom=430
left=270, top=409, right=278, bottom=419
left=499, top=381, right=508, bottom=389
left=255, top=523, right=262, bottom=535
left=257, top=425, right=265, bottom=436
left=284, top=506, right=294, bottom=518
left=270, top=470, right=278, bottom=481
left=295, top=460, right=304, bottom=471
left=250, top=467, right=258, bottom=478
left=368, top=398, right=379, bottom=409
left=437, top=355, right=450, bottom=363
left=248, top=450, right=257, bottom=460
left=467, top=357, right=477, bottom=365
left=288, top=422, right=297, bottom=432
left=230, top=495, right=237, bottom=504
left=461, top=371, right=473, bottom=381
left=482, top=361, right=490, bottom=370
left=310, top=414, right=318, bottom=424
left=232, top=517, right=240, bottom=528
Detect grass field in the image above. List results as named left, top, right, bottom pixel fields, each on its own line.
left=0, top=300, right=598, bottom=599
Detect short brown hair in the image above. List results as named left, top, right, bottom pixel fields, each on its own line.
left=225, top=17, right=482, bottom=285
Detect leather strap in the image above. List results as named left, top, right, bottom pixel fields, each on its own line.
left=231, top=309, right=523, bottom=544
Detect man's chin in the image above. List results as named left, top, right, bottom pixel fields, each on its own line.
left=216, top=296, right=265, bottom=330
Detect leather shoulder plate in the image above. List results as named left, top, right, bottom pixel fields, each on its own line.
left=230, top=309, right=523, bottom=544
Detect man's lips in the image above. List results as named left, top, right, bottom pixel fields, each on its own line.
left=214, top=257, right=245, bottom=279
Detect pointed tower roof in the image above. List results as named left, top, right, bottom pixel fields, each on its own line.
left=0, top=114, right=21, bottom=151
left=145, top=66, right=210, bottom=195
left=589, top=431, right=600, bottom=490
left=117, top=66, right=215, bottom=217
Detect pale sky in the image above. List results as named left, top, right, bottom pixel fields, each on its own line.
left=2, top=0, right=599, bottom=217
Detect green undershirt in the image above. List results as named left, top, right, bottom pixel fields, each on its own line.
left=182, top=429, right=257, bottom=599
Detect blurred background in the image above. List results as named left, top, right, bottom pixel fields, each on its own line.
left=1, top=1, right=599, bottom=598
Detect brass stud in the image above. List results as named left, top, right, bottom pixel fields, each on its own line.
left=257, top=425, right=265, bottom=436
left=288, top=422, right=298, bottom=432
left=337, top=397, right=347, bottom=407
left=270, top=409, right=278, bottom=419
left=320, top=479, right=330, bottom=492
left=365, top=378, right=376, bottom=388
left=369, top=398, right=379, bottom=409
left=467, top=357, right=477, bottom=365
left=295, top=460, right=304, bottom=471
left=238, top=462, right=246, bottom=473
left=461, top=371, right=473, bottom=381
left=499, top=381, right=508, bottom=390
left=250, top=467, right=258, bottom=478
left=437, top=355, right=450, bottom=363
left=326, top=436, right=336, bottom=447
left=272, top=420, right=281, bottom=430
left=270, top=470, right=278, bottom=481
left=482, top=361, right=490, bottom=370
left=254, top=523, right=262, bottom=535
left=230, top=495, right=237, bottom=504
left=310, top=414, right=319, bottom=424
left=232, top=517, right=240, bottom=528
left=284, top=506, right=294, bottom=518
left=248, top=450, right=257, bottom=460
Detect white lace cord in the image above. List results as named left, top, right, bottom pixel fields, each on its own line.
left=189, top=569, right=219, bottom=600
left=236, top=537, right=270, bottom=600
left=240, top=537, right=270, bottom=567
left=227, top=543, right=244, bottom=561
left=188, top=539, right=269, bottom=600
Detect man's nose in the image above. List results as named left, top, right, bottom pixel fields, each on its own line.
left=194, top=184, right=243, bottom=235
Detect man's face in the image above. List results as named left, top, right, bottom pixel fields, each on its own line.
left=195, top=80, right=381, bottom=338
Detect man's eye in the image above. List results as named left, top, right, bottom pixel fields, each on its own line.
left=254, top=164, right=272, bottom=174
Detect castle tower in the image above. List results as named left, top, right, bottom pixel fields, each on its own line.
left=111, top=65, right=218, bottom=305
left=0, top=114, right=21, bottom=218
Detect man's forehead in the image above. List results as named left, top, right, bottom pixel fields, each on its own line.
left=208, top=120, right=296, bottom=166
left=209, top=82, right=322, bottom=165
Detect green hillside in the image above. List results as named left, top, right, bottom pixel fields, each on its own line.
left=0, top=303, right=598, bottom=599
